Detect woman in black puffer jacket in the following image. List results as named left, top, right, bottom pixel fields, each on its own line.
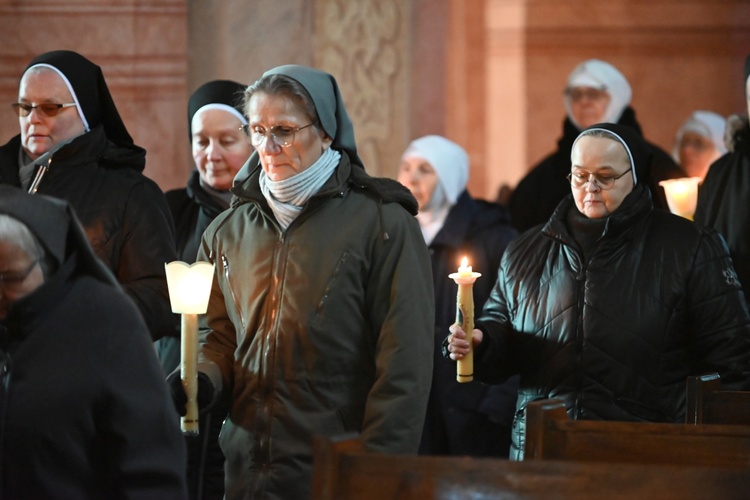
left=446, top=122, right=750, bottom=460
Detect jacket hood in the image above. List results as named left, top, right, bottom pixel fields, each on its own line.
left=0, top=185, right=117, bottom=284
left=38, top=126, right=146, bottom=173
left=231, top=151, right=418, bottom=216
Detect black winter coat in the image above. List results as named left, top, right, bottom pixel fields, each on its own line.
left=0, top=252, right=187, bottom=498
left=0, top=129, right=177, bottom=340
left=694, top=121, right=750, bottom=304
left=166, top=170, right=227, bottom=264
left=475, top=185, right=750, bottom=460
left=509, top=109, right=685, bottom=232
left=421, top=191, right=519, bottom=456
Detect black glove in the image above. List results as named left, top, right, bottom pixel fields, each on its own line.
left=167, top=370, right=215, bottom=416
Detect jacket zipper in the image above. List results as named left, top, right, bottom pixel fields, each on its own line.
left=220, top=254, right=246, bottom=331
left=574, top=251, right=586, bottom=419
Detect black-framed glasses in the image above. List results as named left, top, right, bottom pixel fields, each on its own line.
left=0, top=258, right=39, bottom=289
left=240, top=123, right=314, bottom=148
left=567, top=169, right=632, bottom=190
left=12, top=102, right=77, bottom=118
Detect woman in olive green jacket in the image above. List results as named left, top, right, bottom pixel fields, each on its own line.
left=181, top=65, right=435, bottom=500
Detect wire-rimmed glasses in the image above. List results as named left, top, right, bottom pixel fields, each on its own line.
left=240, top=123, right=315, bottom=148
left=567, top=169, right=632, bottom=190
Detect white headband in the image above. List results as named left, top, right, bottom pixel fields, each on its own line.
left=192, top=103, right=247, bottom=126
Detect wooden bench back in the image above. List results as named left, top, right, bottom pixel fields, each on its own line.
left=311, top=433, right=750, bottom=499
left=687, top=373, right=750, bottom=425
left=524, top=398, right=750, bottom=467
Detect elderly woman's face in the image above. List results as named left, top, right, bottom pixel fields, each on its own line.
left=0, top=240, right=43, bottom=320
left=569, top=86, right=611, bottom=129
left=397, top=157, right=438, bottom=211
left=246, top=92, right=332, bottom=181
left=678, top=131, right=716, bottom=179
left=18, top=68, right=86, bottom=160
left=192, top=109, right=253, bottom=191
left=570, top=135, right=634, bottom=218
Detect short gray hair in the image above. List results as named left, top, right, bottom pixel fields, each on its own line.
left=0, top=214, right=48, bottom=275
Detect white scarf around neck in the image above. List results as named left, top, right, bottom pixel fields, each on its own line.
left=259, top=147, right=341, bottom=230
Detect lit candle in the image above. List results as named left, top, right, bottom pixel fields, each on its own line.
left=449, top=257, right=482, bottom=383
left=165, top=261, right=215, bottom=435
left=658, top=177, right=701, bottom=220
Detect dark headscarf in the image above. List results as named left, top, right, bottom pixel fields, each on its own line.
left=0, top=185, right=116, bottom=285
left=572, top=122, right=652, bottom=186
left=187, top=79, right=247, bottom=139
left=23, top=50, right=133, bottom=147
left=232, top=65, right=417, bottom=215
left=234, top=64, right=363, bottom=187
left=264, top=65, right=361, bottom=166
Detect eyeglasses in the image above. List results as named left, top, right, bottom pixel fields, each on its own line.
left=12, top=102, right=77, bottom=118
left=241, top=123, right=314, bottom=148
left=564, top=87, right=609, bottom=102
left=0, top=258, right=39, bottom=290
left=567, top=169, right=632, bottom=190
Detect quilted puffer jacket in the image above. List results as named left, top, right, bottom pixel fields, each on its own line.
left=474, top=184, right=750, bottom=460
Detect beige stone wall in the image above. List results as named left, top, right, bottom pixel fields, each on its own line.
left=2, top=0, right=749, bottom=201
left=485, top=0, right=750, bottom=201
left=0, top=0, right=188, bottom=191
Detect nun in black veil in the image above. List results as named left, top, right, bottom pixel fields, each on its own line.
left=160, top=79, right=254, bottom=500
left=0, top=185, right=187, bottom=499
left=0, top=50, right=177, bottom=341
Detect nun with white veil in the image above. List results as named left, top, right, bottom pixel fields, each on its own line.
left=509, top=58, right=684, bottom=232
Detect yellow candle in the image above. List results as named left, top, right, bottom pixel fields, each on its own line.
left=449, top=257, right=481, bottom=383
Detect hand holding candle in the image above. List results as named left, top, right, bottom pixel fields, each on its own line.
left=449, top=257, right=481, bottom=383
left=165, top=261, right=215, bottom=435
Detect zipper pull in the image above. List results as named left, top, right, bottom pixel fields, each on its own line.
left=28, top=157, right=51, bottom=194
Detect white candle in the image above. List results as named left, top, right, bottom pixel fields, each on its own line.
left=181, top=313, right=199, bottom=435
left=164, top=261, right=215, bottom=436
left=659, top=177, right=701, bottom=220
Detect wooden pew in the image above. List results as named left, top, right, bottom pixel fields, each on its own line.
left=524, top=398, right=750, bottom=467
left=311, top=433, right=750, bottom=499
left=687, top=373, right=750, bottom=425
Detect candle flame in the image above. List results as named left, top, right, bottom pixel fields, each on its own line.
left=460, top=256, right=468, bottom=268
